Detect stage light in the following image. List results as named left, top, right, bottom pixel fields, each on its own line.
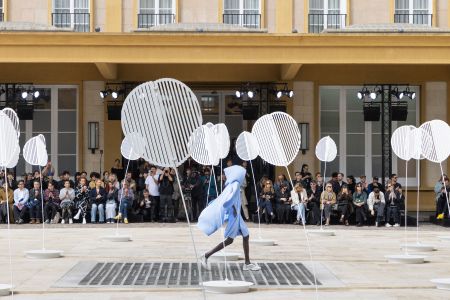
left=288, top=90, right=294, bottom=98
left=276, top=90, right=283, bottom=99
left=33, top=90, right=40, bottom=98
left=100, top=90, right=108, bottom=99
left=235, top=90, right=241, bottom=98
left=21, top=91, right=28, bottom=99
left=410, top=92, right=416, bottom=99
left=391, top=88, right=404, bottom=100
left=357, top=91, right=363, bottom=100
left=370, top=91, right=377, bottom=100
left=247, top=90, right=254, bottom=99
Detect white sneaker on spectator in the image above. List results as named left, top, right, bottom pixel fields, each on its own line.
left=243, top=263, right=261, bottom=271
left=61, top=219, right=65, bottom=224
left=82, top=218, right=87, bottom=224
left=385, top=223, right=392, bottom=227
left=199, top=254, right=210, bottom=270
left=375, top=222, right=378, bottom=227
left=69, top=218, right=73, bottom=224
left=393, top=223, right=400, bottom=227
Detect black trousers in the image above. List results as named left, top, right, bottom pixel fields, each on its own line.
left=307, top=202, right=321, bottom=224
left=355, top=205, right=367, bottom=224
left=338, top=203, right=349, bottom=221
left=276, top=204, right=291, bottom=224
left=13, top=206, right=29, bottom=222
left=437, top=196, right=449, bottom=216
left=44, top=202, right=59, bottom=220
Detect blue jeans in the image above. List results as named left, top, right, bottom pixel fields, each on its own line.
left=119, top=201, right=129, bottom=219
left=259, top=200, right=273, bottom=223
left=91, top=203, right=104, bottom=223
left=292, top=203, right=306, bottom=224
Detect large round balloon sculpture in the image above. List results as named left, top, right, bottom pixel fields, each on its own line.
left=121, top=78, right=206, bottom=298
left=23, top=134, right=64, bottom=259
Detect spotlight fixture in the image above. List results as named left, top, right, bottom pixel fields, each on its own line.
left=391, top=88, right=404, bottom=100
left=276, top=90, right=283, bottom=99
left=274, top=88, right=294, bottom=99
left=100, top=89, right=111, bottom=99
left=403, top=87, right=416, bottom=100
left=111, top=89, right=124, bottom=99
left=357, top=87, right=370, bottom=100
left=21, top=91, right=28, bottom=99
left=235, top=90, right=241, bottom=98
left=288, top=90, right=294, bottom=98
left=33, top=90, right=40, bottom=98
left=247, top=90, right=254, bottom=99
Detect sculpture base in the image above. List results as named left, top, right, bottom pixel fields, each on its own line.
left=431, top=278, right=450, bottom=290
left=100, top=234, right=132, bottom=242
left=438, top=236, right=450, bottom=242
left=202, top=280, right=253, bottom=294
left=250, top=238, right=275, bottom=246
left=307, top=229, right=335, bottom=237
left=25, top=249, right=63, bottom=259
left=401, top=243, right=435, bottom=252
left=210, top=251, right=241, bottom=262
left=385, top=254, right=426, bottom=264
left=0, top=284, right=13, bottom=296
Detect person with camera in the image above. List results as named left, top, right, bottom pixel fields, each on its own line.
left=59, top=180, right=75, bottom=224
left=44, top=181, right=60, bottom=224
left=353, top=183, right=368, bottom=227
left=158, top=167, right=174, bottom=222
left=367, top=187, right=386, bottom=227
left=320, top=183, right=336, bottom=226
left=28, top=181, right=43, bottom=224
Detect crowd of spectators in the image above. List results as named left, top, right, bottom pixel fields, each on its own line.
left=0, top=159, right=448, bottom=227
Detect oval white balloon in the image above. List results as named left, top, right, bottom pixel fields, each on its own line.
left=23, top=134, right=48, bottom=167
left=420, top=120, right=450, bottom=163
left=391, top=125, right=415, bottom=161
left=0, top=111, right=19, bottom=167
left=2, top=108, right=20, bottom=138
left=236, top=131, right=260, bottom=161
left=120, top=132, right=146, bottom=161
left=408, top=127, right=425, bottom=160
left=315, top=136, right=337, bottom=162
left=189, top=124, right=219, bottom=166
left=6, top=144, right=20, bottom=168
left=252, top=112, right=301, bottom=166
left=213, top=123, right=230, bottom=159
left=121, top=79, right=202, bottom=167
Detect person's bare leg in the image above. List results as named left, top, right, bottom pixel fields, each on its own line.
left=243, top=235, right=250, bottom=264
left=205, top=237, right=234, bottom=259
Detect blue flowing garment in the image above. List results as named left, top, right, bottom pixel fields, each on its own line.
left=197, top=165, right=249, bottom=239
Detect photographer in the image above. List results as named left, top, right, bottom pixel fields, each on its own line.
left=158, top=167, right=174, bottom=222
left=367, top=187, right=385, bottom=227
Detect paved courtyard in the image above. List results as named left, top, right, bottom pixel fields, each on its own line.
left=0, top=222, right=450, bottom=299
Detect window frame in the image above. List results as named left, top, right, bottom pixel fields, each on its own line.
left=223, top=0, right=262, bottom=28
left=138, top=0, right=176, bottom=15
left=394, top=0, right=433, bottom=25
left=53, top=0, right=90, bottom=31
left=308, top=0, right=347, bottom=32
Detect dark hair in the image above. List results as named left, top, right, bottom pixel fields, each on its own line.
left=301, top=164, right=308, bottom=172
left=18, top=180, right=25, bottom=184
left=390, top=174, right=397, bottom=179
left=373, top=187, right=380, bottom=193
left=62, top=170, right=70, bottom=176
left=331, top=172, right=339, bottom=178
left=295, top=171, right=301, bottom=176
left=75, top=172, right=81, bottom=177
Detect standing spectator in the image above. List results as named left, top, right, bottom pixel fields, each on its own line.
left=390, top=174, right=402, bottom=191
left=337, top=185, right=352, bottom=226
left=307, top=180, right=322, bottom=225
left=367, top=187, right=386, bottom=227
left=276, top=184, right=291, bottom=224
left=353, top=183, right=368, bottom=227
left=385, top=183, right=402, bottom=227
left=44, top=182, right=60, bottom=224
left=13, top=180, right=29, bottom=224
left=145, top=166, right=160, bottom=221
left=115, top=182, right=134, bottom=224
left=258, top=180, right=275, bottom=224
left=300, top=164, right=312, bottom=188
left=171, top=169, right=181, bottom=222
left=136, top=171, right=146, bottom=195
left=346, top=176, right=356, bottom=195
left=274, top=174, right=290, bottom=194
left=359, top=175, right=369, bottom=193
left=74, top=177, right=90, bottom=224
left=337, top=173, right=346, bottom=189
left=29, top=181, right=42, bottom=224
left=291, top=183, right=307, bottom=225
left=329, top=172, right=340, bottom=195
left=315, top=172, right=324, bottom=190
left=320, top=183, right=336, bottom=226
left=26, top=171, right=40, bottom=190
left=42, top=161, right=55, bottom=177
left=202, top=168, right=217, bottom=207
left=111, top=158, right=124, bottom=183
left=5, top=172, right=17, bottom=190
left=59, top=180, right=75, bottom=224
left=58, top=171, right=75, bottom=189
left=183, top=169, right=203, bottom=221
left=368, top=176, right=384, bottom=194
left=159, top=167, right=174, bottom=222
left=102, top=171, right=110, bottom=185
left=292, top=172, right=304, bottom=190
left=90, top=179, right=106, bottom=223
left=0, top=183, right=14, bottom=224
left=125, top=171, right=136, bottom=192
left=105, top=181, right=119, bottom=223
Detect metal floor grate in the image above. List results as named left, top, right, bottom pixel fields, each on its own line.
left=55, top=261, right=343, bottom=289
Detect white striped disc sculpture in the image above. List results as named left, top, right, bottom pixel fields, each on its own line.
left=188, top=124, right=220, bottom=166
left=23, top=134, right=63, bottom=259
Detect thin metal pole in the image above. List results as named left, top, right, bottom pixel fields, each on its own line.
left=320, top=163, right=327, bottom=230
left=416, top=160, right=420, bottom=244
left=4, top=168, right=14, bottom=299
left=403, top=161, right=408, bottom=254
left=249, top=160, right=262, bottom=239
left=39, top=167, right=45, bottom=250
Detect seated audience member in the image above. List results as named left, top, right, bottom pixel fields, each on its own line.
left=353, top=183, right=368, bottom=227
left=105, top=181, right=119, bottom=223
left=258, top=180, right=275, bottom=224
left=274, top=174, right=290, bottom=195
left=0, top=183, right=14, bottom=224
left=59, top=180, right=75, bottom=224
left=337, top=185, right=352, bottom=226
left=300, top=164, right=312, bottom=189
left=330, top=172, right=341, bottom=195
left=13, top=180, right=30, bottom=224
left=44, top=182, right=60, bottom=224
left=275, top=184, right=291, bottom=224
left=436, top=176, right=450, bottom=219
left=368, top=176, right=384, bottom=194
left=102, top=171, right=110, bottom=185
left=58, top=171, right=75, bottom=190
left=90, top=179, right=106, bottom=223
left=338, top=172, right=347, bottom=189
left=28, top=181, right=42, bottom=224
left=385, top=183, right=402, bottom=227
left=292, top=172, right=304, bottom=191
left=320, top=183, right=336, bottom=226
left=390, top=174, right=402, bottom=191
left=291, top=183, right=308, bottom=225
left=5, top=173, right=17, bottom=191
left=74, top=177, right=90, bottom=224
left=140, top=189, right=154, bottom=222
left=346, top=176, right=356, bottom=195
left=89, top=172, right=102, bottom=190
left=358, top=175, right=368, bottom=193
left=315, top=172, right=323, bottom=190
left=115, top=182, right=134, bottom=224
left=367, top=187, right=386, bottom=227
left=307, top=180, right=322, bottom=225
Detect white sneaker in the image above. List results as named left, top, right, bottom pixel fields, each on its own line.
left=82, top=218, right=87, bottom=224
left=385, top=223, right=392, bottom=227
left=375, top=222, right=378, bottom=227
left=69, top=218, right=73, bottom=224
left=61, top=219, right=65, bottom=224
left=393, top=223, right=400, bottom=227
left=199, top=254, right=210, bottom=270
left=243, top=263, right=261, bottom=271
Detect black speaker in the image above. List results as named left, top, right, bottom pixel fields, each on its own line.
left=107, top=105, right=122, bottom=120
left=17, top=105, right=34, bottom=120
left=269, top=105, right=287, bottom=113
left=363, top=105, right=380, bottom=121
left=243, top=106, right=259, bottom=120
left=392, top=104, right=408, bottom=121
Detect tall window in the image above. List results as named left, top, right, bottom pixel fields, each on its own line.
left=138, top=0, right=176, bottom=28
left=0, top=0, right=4, bottom=22
left=53, top=0, right=90, bottom=32
left=223, top=0, right=261, bottom=29
left=395, top=0, right=432, bottom=25
left=309, top=0, right=346, bottom=33
left=319, top=86, right=419, bottom=186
